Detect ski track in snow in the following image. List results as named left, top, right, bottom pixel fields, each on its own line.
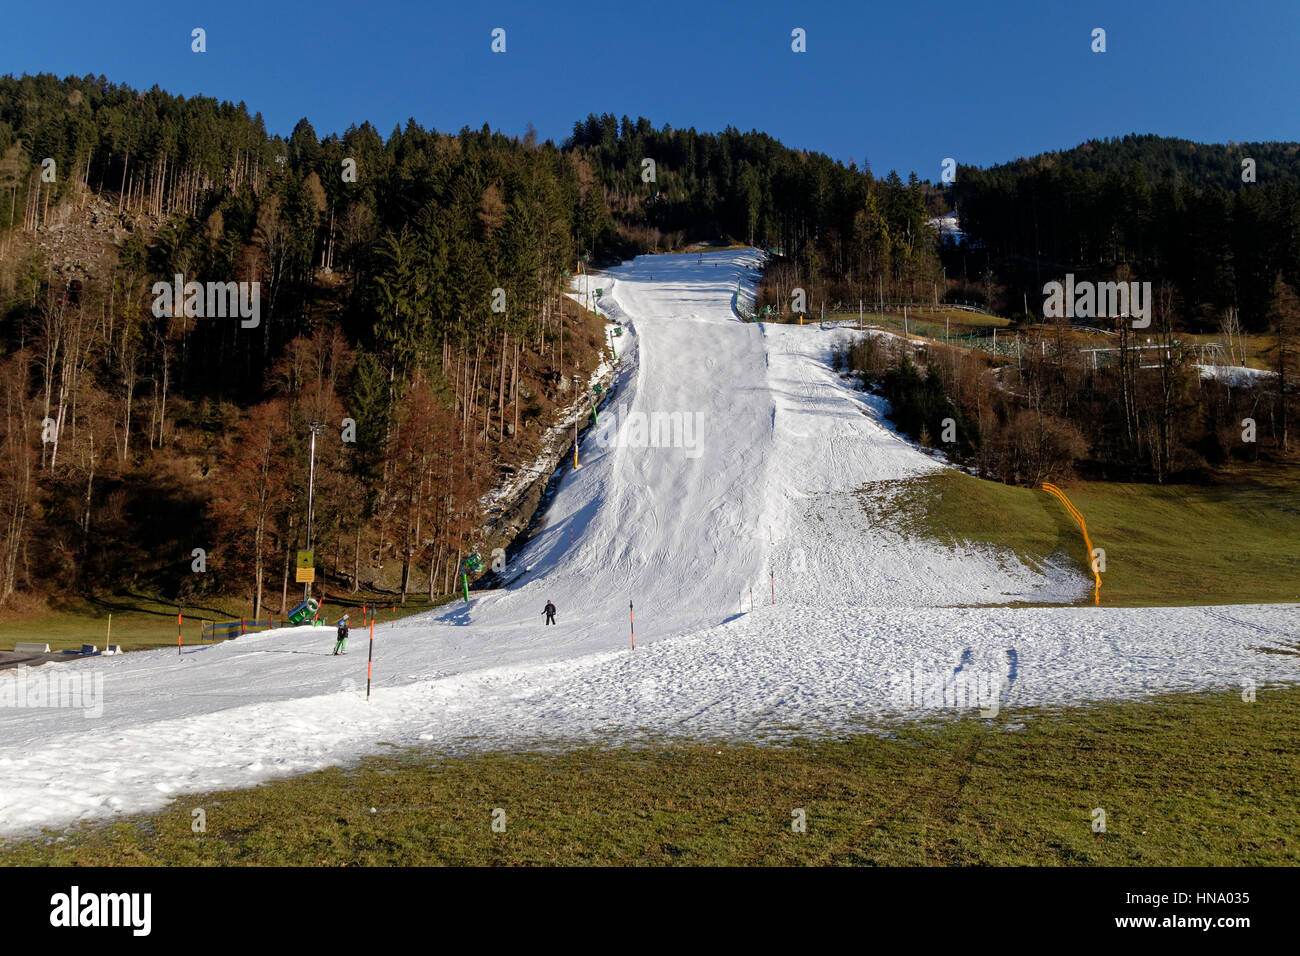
left=3, top=249, right=1299, bottom=836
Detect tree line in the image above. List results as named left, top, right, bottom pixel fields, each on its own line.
left=846, top=277, right=1299, bottom=486
left=2, top=77, right=1298, bottom=611
left=0, top=74, right=611, bottom=611
left=952, top=133, right=1300, bottom=332
left=568, top=112, right=944, bottom=314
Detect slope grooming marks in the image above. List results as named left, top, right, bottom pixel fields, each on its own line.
left=2, top=250, right=1298, bottom=837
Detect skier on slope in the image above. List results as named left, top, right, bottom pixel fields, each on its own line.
left=543, top=601, right=557, bottom=626
left=333, top=614, right=350, bottom=655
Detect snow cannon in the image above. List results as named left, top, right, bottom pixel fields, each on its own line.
left=463, top=553, right=483, bottom=574
left=286, top=597, right=320, bottom=625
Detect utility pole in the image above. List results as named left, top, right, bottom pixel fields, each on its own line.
left=304, top=421, right=325, bottom=601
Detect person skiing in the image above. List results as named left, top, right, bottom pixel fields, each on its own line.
left=333, top=614, right=350, bottom=655
left=543, top=601, right=557, bottom=626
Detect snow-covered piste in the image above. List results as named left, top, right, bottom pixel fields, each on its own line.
left=2, top=249, right=1298, bottom=836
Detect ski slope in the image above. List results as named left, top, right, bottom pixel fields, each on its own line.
left=2, top=249, right=1298, bottom=837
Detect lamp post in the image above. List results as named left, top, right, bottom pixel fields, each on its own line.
left=304, top=420, right=326, bottom=601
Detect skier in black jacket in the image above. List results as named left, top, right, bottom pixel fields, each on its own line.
left=543, top=601, right=557, bottom=626
left=333, top=615, right=350, bottom=655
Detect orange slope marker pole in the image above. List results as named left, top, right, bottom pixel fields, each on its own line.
left=365, top=617, right=375, bottom=701
left=177, top=609, right=183, bottom=655
left=1042, top=482, right=1101, bottom=605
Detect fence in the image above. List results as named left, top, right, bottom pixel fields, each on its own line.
left=201, top=618, right=278, bottom=641
left=733, top=278, right=758, bottom=321
left=773, top=299, right=998, bottom=320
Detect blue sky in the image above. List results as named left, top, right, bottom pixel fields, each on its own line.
left=2, top=0, right=1296, bottom=179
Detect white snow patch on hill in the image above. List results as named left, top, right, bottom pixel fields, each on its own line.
left=2, top=249, right=1297, bottom=836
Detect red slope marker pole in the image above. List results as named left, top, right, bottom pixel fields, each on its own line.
left=366, top=617, right=375, bottom=702
left=629, top=600, right=635, bottom=651
left=177, top=609, right=183, bottom=655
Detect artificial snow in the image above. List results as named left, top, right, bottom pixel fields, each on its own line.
left=2, top=249, right=1297, bottom=836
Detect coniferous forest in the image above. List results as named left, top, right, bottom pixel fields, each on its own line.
left=952, top=134, right=1300, bottom=329
left=1, top=74, right=1297, bottom=612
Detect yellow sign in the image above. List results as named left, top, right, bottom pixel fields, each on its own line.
left=296, top=550, right=314, bottom=569
left=295, top=567, right=315, bottom=583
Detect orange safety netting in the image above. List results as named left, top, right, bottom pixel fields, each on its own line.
left=1041, top=482, right=1102, bottom=605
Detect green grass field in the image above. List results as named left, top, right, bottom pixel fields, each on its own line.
left=865, top=468, right=1300, bottom=606
left=3, top=685, right=1294, bottom=865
